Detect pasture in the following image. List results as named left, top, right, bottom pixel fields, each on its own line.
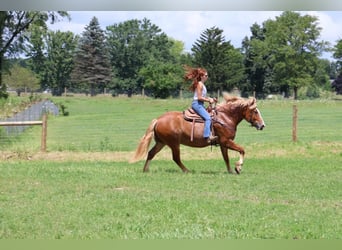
left=0, top=96, right=342, bottom=239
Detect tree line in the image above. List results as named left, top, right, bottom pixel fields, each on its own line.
left=1, top=11, right=342, bottom=99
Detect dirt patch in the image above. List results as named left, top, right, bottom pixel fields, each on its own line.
left=1, top=141, right=340, bottom=162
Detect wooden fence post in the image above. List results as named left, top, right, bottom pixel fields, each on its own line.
left=41, top=114, right=47, bottom=152
left=0, top=115, right=48, bottom=152
left=292, top=105, right=298, bottom=142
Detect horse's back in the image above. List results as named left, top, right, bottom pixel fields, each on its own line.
left=156, top=111, right=184, bottom=131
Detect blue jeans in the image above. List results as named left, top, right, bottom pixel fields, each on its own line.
left=192, top=100, right=211, bottom=138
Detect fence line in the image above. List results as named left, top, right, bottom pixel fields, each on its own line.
left=0, top=99, right=58, bottom=136
left=0, top=99, right=58, bottom=152
left=0, top=98, right=341, bottom=153
left=0, top=114, right=48, bottom=152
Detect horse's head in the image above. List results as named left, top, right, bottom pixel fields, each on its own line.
left=245, top=98, right=265, bottom=130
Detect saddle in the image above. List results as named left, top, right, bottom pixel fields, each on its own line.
left=183, top=108, right=216, bottom=122
left=183, top=107, right=217, bottom=142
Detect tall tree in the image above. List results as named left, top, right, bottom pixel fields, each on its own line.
left=191, top=27, right=246, bottom=94
left=0, top=11, right=69, bottom=98
left=331, top=39, right=342, bottom=94
left=71, top=16, right=112, bottom=96
left=333, top=39, right=342, bottom=74
left=45, top=31, right=78, bottom=95
left=139, top=38, right=185, bottom=98
left=106, top=18, right=177, bottom=96
left=26, top=29, right=79, bottom=95
left=242, top=23, right=272, bottom=97
left=263, top=11, right=327, bottom=99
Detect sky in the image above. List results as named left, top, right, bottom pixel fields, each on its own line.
left=49, top=11, right=342, bottom=60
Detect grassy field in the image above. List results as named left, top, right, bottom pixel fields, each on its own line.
left=0, top=96, right=342, bottom=239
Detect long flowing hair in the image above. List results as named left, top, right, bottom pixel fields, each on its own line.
left=183, top=65, right=207, bottom=92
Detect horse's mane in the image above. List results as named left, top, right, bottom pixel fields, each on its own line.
left=218, top=92, right=256, bottom=110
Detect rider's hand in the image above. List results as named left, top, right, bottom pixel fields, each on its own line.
left=209, top=98, right=214, bottom=104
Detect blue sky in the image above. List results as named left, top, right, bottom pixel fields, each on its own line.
left=50, top=11, right=342, bottom=60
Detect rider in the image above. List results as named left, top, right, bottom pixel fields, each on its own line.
left=184, top=65, right=217, bottom=143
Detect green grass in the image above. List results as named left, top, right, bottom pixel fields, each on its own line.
left=0, top=96, right=342, bottom=239
left=1, top=155, right=341, bottom=239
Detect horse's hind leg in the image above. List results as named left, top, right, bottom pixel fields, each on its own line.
left=170, top=145, right=189, bottom=173
left=143, top=142, right=165, bottom=172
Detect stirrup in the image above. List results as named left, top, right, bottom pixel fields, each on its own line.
left=207, top=135, right=218, bottom=143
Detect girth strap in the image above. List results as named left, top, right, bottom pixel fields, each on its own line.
left=183, top=108, right=217, bottom=142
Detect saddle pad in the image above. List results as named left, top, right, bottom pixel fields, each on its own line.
left=183, top=108, right=205, bottom=123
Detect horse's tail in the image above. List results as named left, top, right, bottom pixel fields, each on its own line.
left=129, top=119, right=158, bottom=163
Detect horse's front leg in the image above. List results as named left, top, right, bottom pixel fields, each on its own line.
left=223, top=139, right=245, bottom=174
left=220, top=145, right=233, bottom=174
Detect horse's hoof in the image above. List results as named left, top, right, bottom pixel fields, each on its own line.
left=235, top=167, right=241, bottom=174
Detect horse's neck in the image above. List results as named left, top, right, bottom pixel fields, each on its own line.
left=217, top=105, right=244, bottom=125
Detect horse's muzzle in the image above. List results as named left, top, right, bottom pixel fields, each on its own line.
left=255, top=123, right=265, bottom=130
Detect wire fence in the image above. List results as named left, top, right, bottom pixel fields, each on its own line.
left=0, top=97, right=341, bottom=153
left=0, top=99, right=58, bottom=136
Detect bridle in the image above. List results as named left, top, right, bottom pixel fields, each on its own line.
left=247, top=108, right=258, bottom=126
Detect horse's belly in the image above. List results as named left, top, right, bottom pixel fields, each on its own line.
left=155, top=112, right=207, bottom=147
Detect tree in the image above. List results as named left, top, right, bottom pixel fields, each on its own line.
left=26, top=29, right=79, bottom=95
left=71, top=16, right=112, bottom=96
left=106, top=18, right=177, bottom=96
left=331, top=39, right=342, bottom=94
left=139, top=59, right=183, bottom=98
left=242, top=23, right=272, bottom=97
left=332, top=74, right=342, bottom=95
left=262, top=11, right=327, bottom=99
left=333, top=39, right=342, bottom=73
left=191, top=27, right=246, bottom=94
left=0, top=11, right=69, bottom=98
left=45, top=31, right=79, bottom=95
left=138, top=38, right=185, bottom=98
left=243, top=12, right=329, bottom=99
left=3, top=63, right=39, bottom=96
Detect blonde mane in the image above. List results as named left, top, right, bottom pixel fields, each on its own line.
left=219, top=92, right=257, bottom=110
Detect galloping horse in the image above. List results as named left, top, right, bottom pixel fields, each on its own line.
left=130, top=94, right=265, bottom=174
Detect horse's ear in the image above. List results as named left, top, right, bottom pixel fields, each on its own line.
left=248, top=97, right=257, bottom=110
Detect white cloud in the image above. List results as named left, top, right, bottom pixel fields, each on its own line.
left=307, top=11, right=342, bottom=45
left=49, top=11, right=342, bottom=59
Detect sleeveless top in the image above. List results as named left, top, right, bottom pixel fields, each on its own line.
left=193, top=83, right=207, bottom=101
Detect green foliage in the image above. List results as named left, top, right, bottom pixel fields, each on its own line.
left=242, top=11, right=329, bottom=99
left=26, top=30, right=79, bottom=95
left=0, top=95, right=41, bottom=119
left=2, top=63, right=40, bottom=95
left=57, top=102, right=69, bottom=116
left=0, top=11, right=69, bottom=99
left=191, top=26, right=246, bottom=92
left=71, top=17, right=112, bottom=96
left=106, top=18, right=183, bottom=97
left=139, top=59, right=183, bottom=98
left=333, top=39, right=342, bottom=73
left=1, top=11, right=338, bottom=100
left=332, top=74, right=342, bottom=94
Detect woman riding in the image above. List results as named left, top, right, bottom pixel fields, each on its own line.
left=184, top=65, right=217, bottom=143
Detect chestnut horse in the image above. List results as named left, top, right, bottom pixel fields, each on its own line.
left=130, top=94, right=265, bottom=174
